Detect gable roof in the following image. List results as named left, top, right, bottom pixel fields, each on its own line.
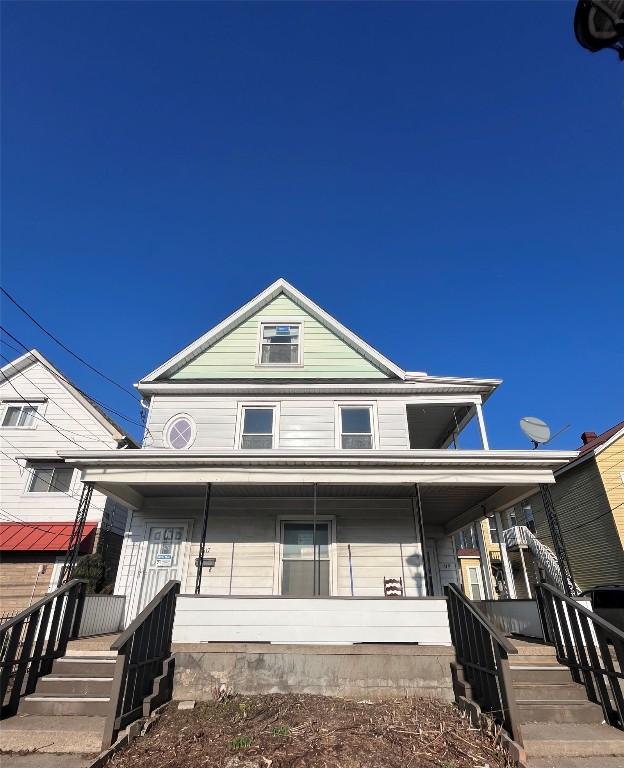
left=140, top=278, right=407, bottom=382
left=556, top=419, right=624, bottom=475
left=0, top=349, right=136, bottom=447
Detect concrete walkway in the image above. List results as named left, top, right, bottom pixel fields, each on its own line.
left=3, top=754, right=95, bottom=768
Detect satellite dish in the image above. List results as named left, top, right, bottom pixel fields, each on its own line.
left=520, top=417, right=551, bottom=449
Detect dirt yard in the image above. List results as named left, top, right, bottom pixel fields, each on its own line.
left=107, top=694, right=510, bottom=768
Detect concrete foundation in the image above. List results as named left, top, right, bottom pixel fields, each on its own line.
left=172, top=642, right=456, bottom=701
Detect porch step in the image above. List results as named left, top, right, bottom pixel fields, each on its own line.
left=0, top=713, right=105, bottom=754
left=518, top=699, right=605, bottom=725
left=513, top=682, right=592, bottom=701
left=20, top=693, right=111, bottom=717
left=36, top=675, right=114, bottom=697
left=510, top=665, right=574, bottom=684
left=521, top=722, right=624, bottom=758
left=52, top=656, right=117, bottom=677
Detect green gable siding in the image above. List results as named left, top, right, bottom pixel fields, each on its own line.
left=170, top=294, right=390, bottom=379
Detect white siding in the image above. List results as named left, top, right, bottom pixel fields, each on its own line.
left=0, top=360, right=127, bottom=533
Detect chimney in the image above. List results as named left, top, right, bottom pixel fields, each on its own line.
left=581, top=431, right=597, bottom=445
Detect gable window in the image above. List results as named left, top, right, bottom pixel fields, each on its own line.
left=239, top=406, right=277, bottom=449
left=2, top=403, right=39, bottom=428
left=338, top=405, right=375, bottom=449
left=28, top=466, right=74, bottom=494
left=164, top=414, right=196, bottom=450
left=258, top=323, right=301, bottom=366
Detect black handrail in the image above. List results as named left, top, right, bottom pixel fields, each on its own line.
left=536, top=581, right=624, bottom=729
left=102, top=580, right=180, bottom=749
left=446, top=583, right=523, bottom=746
left=0, top=579, right=87, bottom=717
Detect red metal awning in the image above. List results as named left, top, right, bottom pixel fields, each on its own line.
left=0, top=522, right=97, bottom=552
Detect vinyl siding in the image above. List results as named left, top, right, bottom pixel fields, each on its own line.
left=595, top=434, right=624, bottom=551
left=526, top=458, right=624, bottom=591
left=170, top=294, right=389, bottom=380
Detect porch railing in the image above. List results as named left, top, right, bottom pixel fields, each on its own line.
left=446, top=583, right=523, bottom=745
left=102, top=580, right=180, bottom=750
left=0, top=579, right=87, bottom=717
left=536, top=581, right=624, bottom=729
left=78, top=594, right=126, bottom=637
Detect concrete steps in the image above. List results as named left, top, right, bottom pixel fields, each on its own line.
left=521, top=722, right=624, bottom=759
left=0, top=713, right=106, bottom=754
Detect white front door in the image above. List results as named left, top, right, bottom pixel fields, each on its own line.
left=138, top=525, right=186, bottom=611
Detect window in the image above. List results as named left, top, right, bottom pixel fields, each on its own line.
left=28, top=466, right=74, bottom=494
left=467, top=566, right=483, bottom=600
left=2, top=404, right=38, bottom=428
left=281, top=522, right=330, bottom=596
left=240, top=406, right=276, bottom=449
left=164, top=415, right=196, bottom=449
left=258, top=323, right=301, bottom=365
left=338, top=405, right=374, bottom=449
left=523, top=504, right=535, bottom=533
left=488, top=516, right=499, bottom=544
left=507, top=508, right=517, bottom=528
left=455, top=525, right=477, bottom=550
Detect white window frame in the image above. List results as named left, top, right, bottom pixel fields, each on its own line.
left=467, top=565, right=484, bottom=601
left=0, top=400, right=46, bottom=430
left=273, top=514, right=338, bottom=596
left=256, top=318, right=304, bottom=367
left=235, top=402, right=280, bottom=449
left=334, top=402, right=378, bottom=450
left=24, top=464, right=77, bottom=496
left=163, top=413, right=197, bottom=450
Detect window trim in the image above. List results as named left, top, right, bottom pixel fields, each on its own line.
left=1, top=401, right=45, bottom=430
left=466, top=565, right=484, bottom=601
left=334, top=402, right=378, bottom=450
left=24, top=464, right=76, bottom=496
left=163, top=413, right=197, bottom=450
left=235, top=402, right=280, bottom=449
left=256, top=318, right=304, bottom=368
left=273, top=514, right=337, bottom=596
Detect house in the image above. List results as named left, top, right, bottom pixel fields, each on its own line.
left=58, top=278, right=575, bottom=654
left=0, top=350, right=134, bottom=617
left=510, top=422, right=624, bottom=594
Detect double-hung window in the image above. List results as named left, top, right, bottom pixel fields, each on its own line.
left=2, top=403, right=39, bottom=428
left=28, top=466, right=74, bottom=494
left=239, top=406, right=277, bottom=449
left=258, top=323, right=301, bottom=366
left=338, top=405, right=375, bottom=449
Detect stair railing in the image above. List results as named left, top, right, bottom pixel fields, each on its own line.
left=0, top=579, right=87, bottom=717
left=102, top=580, right=180, bottom=750
left=504, top=526, right=581, bottom=594
left=446, top=583, right=523, bottom=745
left=536, top=581, right=624, bottom=729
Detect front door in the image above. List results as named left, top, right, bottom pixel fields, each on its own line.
left=281, top=521, right=330, bottom=596
left=138, top=525, right=186, bottom=611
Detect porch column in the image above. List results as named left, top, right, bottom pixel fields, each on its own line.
left=475, top=519, right=495, bottom=599
left=494, top=512, right=516, bottom=599
left=412, top=485, right=432, bottom=596
left=475, top=402, right=489, bottom=450
left=195, top=483, right=212, bottom=594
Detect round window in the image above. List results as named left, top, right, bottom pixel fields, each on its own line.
left=165, top=415, right=195, bottom=450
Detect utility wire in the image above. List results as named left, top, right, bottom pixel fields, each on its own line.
left=1, top=287, right=140, bottom=401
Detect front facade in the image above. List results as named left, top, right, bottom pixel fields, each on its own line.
left=61, top=279, right=574, bottom=643
left=0, top=350, right=133, bottom=616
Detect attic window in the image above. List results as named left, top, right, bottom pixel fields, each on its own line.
left=259, top=323, right=301, bottom=366
left=165, top=414, right=196, bottom=450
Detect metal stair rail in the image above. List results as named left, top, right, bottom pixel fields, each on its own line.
left=0, top=579, right=87, bottom=717
left=536, top=581, right=624, bottom=729
left=102, top=579, right=180, bottom=750
left=446, top=583, right=523, bottom=746
left=504, top=525, right=580, bottom=594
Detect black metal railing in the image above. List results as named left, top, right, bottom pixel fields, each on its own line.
left=446, top=583, right=523, bottom=745
left=102, top=580, right=180, bottom=750
left=0, top=579, right=87, bottom=717
left=536, top=581, right=624, bottom=728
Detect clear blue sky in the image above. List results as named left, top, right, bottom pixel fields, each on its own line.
left=1, top=2, right=621, bottom=447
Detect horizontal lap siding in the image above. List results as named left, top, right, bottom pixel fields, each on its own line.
left=595, top=436, right=624, bottom=552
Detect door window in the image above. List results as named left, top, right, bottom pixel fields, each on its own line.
left=281, top=522, right=329, bottom=596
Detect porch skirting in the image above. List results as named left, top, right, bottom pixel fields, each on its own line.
left=172, top=642, right=456, bottom=701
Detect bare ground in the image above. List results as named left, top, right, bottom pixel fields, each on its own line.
left=107, top=694, right=511, bottom=768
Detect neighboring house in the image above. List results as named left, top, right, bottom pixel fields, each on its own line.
left=59, top=279, right=574, bottom=643
left=0, top=350, right=134, bottom=616
left=513, top=422, right=624, bottom=593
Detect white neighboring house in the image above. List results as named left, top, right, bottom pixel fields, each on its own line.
left=60, top=279, right=576, bottom=644
left=0, top=350, right=135, bottom=617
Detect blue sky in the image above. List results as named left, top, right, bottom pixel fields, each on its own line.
left=1, top=2, right=621, bottom=447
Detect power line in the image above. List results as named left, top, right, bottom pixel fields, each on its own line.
left=0, top=287, right=140, bottom=401
left=560, top=500, right=624, bottom=535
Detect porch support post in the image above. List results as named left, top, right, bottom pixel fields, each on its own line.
left=518, top=545, right=532, bottom=599
left=475, top=402, right=489, bottom=450
left=494, top=512, right=516, bottom=599
left=475, top=519, right=495, bottom=599
left=412, top=484, right=432, bottom=596
left=195, top=483, right=212, bottom=595
left=312, top=483, right=318, bottom=596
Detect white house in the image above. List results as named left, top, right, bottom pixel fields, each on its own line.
left=0, top=350, right=134, bottom=616
left=60, top=279, right=575, bottom=644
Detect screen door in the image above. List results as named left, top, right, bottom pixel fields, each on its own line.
left=281, top=522, right=330, bottom=596
left=138, top=525, right=185, bottom=611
